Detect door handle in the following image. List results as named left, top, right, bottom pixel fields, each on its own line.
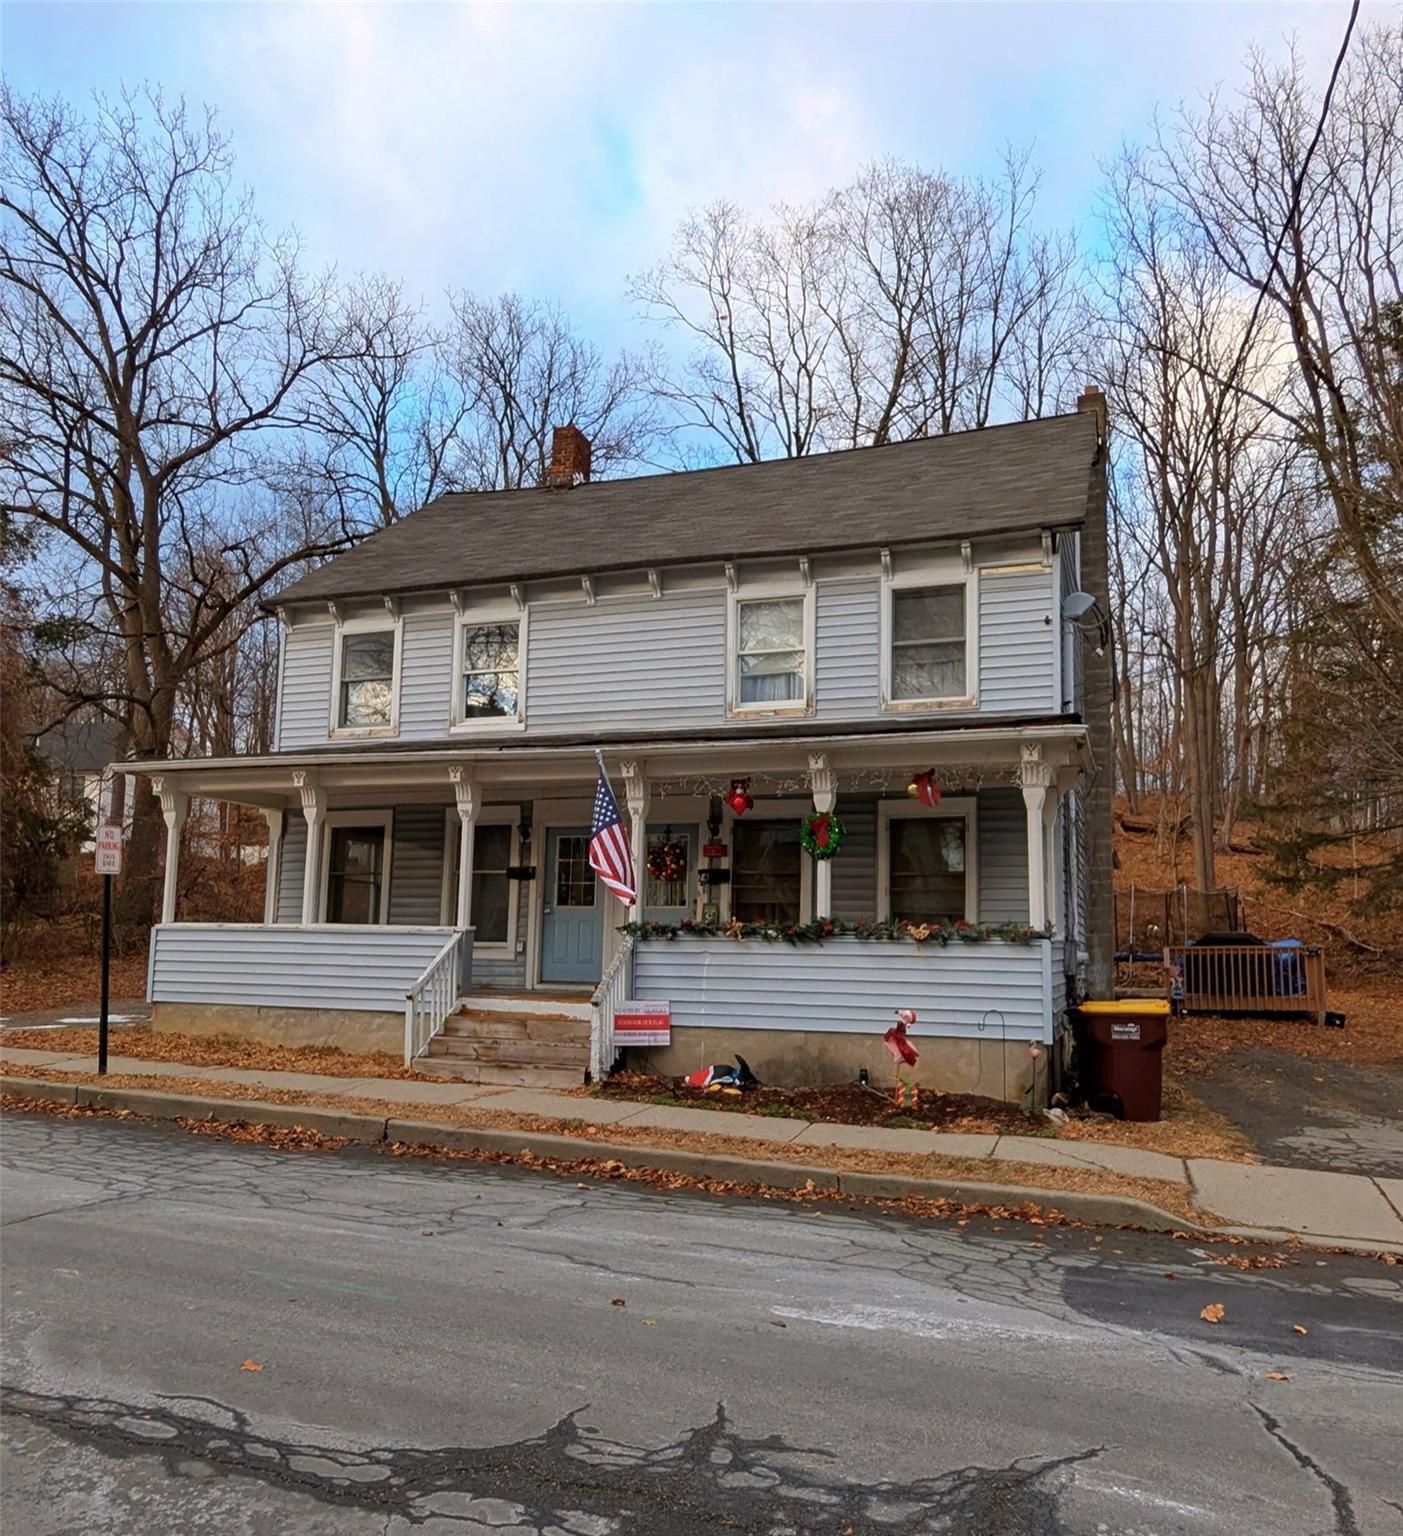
left=543, top=905, right=553, bottom=915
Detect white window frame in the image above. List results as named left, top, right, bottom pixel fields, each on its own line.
left=876, top=797, right=978, bottom=924
left=879, top=558, right=978, bottom=711
left=439, top=807, right=521, bottom=948
left=328, top=614, right=403, bottom=739
left=723, top=799, right=813, bottom=924
left=319, top=810, right=394, bottom=924
left=449, top=599, right=527, bottom=733
left=726, top=582, right=816, bottom=719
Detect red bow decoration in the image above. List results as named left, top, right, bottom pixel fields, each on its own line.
left=724, top=779, right=754, bottom=816
left=906, top=770, right=941, bottom=807
left=884, top=1008, right=919, bottom=1067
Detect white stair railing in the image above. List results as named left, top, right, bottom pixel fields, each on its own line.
left=404, top=931, right=465, bottom=1065
left=589, top=935, right=634, bottom=1082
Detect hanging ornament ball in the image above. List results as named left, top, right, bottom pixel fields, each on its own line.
left=724, top=779, right=754, bottom=816
left=801, top=810, right=847, bottom=861
left=906, top=769, right=941, bottom=806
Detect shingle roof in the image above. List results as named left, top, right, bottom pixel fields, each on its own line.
left=272, top=411, right=1100, bottom=607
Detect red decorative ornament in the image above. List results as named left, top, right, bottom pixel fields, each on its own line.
left=905, top=769, right=941, bottom=807
left=884, top=1008, right=920, bottom=1067
left=724, top=779, right=754, bottom=816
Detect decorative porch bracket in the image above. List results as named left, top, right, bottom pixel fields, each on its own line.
left=1019, top=745, right=1058, bottom=931
left=293, top=771, right=326, bottom=925
left=261, top=808, right=285, bottom=924
left=448, top=765, right=478, bottom=930
left=808, top=753, right=838, bottom=919
left=621, top=761, right=649, bottom=922
left=151, top=776, right=189, bottom=925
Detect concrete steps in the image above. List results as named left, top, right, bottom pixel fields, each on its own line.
left=416, top=992, right=591, bottom=1089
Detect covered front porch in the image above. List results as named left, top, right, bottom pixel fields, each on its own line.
left=124, top=724, right=1088, bottom=1086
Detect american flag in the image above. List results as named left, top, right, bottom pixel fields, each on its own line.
left=589, top=763, right=636, bottom=905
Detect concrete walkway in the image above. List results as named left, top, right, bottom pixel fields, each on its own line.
left=4, top=1045, right=1402, bottom=1251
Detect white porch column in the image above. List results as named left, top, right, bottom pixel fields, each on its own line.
left=293, top=771, right=326, bottom=925
left=1020, top=745, right=1053, bottom=931
left=621, top=761, right=650, bottom=923
left=261, top=808, right=285, bottom=924
left=808, top=753, right=838, bottom=919
left=152, top=777, right=189, bottom=925
left=449, top=765, right=478, bottom=928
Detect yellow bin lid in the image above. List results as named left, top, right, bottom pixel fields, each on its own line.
left=1079, top=1000, right=1172, bottom=1016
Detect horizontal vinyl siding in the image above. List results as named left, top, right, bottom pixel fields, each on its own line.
left=148, top=924, right=458, bottom=1012
left=634, top=936, right=1050, bottom=1039
left=276, top=820, right=307, bottom=924
left=389, top=806, right=447, bottom=924
left=398, top=609, right=455, bottom=739
left=816, top=580, right=879, bottom=718
left=830, top=796, right=877, bottom=919
left=277, top=623, right=334, bottom=748
left=977, top=788, right=1029, bottom=924
left=1060, top=535, right=1082, bottom=712
left=979, top=567, right=1054, bottom=714
left=526, top=591, right=725, bottom=733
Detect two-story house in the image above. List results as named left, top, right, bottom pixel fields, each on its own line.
left=122, top=392, right=1113, bottom=1104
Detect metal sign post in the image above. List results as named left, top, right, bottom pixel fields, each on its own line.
left=95, top=826, right=123, bottom=1076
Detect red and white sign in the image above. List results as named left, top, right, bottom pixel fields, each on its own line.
left=614, top=1001, right=671, bottom=1047
left=95, top=824, right=123, bottom=876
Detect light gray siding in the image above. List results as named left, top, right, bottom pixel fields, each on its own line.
left=634, top=936, right=1051, bottom=1039
left=816, top=580, right=879, bottom=718
left=276, top=622, right=334, bottom=749
left=1060, top=534, right=1082, bottom=712
left=276, top=819, right=307, bottom=923
left=149, top=923, right=458, bottom=1012
left=830, top=796, right=877, bottom=918
left=977, top=787, right=1029, bottom=924
left=526, top=591, right=725, bottom=733
left=398, top=609, right=455, bottom=739
left=1050, top=939, right=1068, bottom=1034
left=389, top=806, right=447, bottom=924
left=979, top=567, right=1054, bottom=713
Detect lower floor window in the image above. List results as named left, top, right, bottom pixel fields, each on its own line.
left=446, top=820, right=515, bottom=942
left=731, top=819, right=801, bottom=924
left=888, top=816, right=967, bottom=923
left=327, top=826, right=385, bottom=923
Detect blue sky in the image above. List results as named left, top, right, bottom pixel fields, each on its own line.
left=1, top=2, right=1367, bottom=353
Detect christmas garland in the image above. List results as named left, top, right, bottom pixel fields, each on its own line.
left=646, top=838, right=687, bottom=882
left=618, top=916, right=1048, bottom=947
left=800, top=811, right=846, bottom=861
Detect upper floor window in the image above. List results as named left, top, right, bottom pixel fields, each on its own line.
left=728, top=589, right=814, bottom=715
left=452, top=609, right=526, bottom=730
left=329, top=617, right=402, bottom=737
left=892, top=585, right=966, bottom=701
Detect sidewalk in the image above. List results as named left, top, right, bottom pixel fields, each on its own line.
left=4, top=1045, right=1402, bottom=1253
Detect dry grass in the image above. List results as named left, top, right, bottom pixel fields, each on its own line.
left=0, top=1065, right=1207, bottom=1223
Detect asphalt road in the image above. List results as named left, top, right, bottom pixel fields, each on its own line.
left=2, top=1113, right=1400, bottom=1534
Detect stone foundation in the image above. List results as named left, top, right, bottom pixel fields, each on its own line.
left=638, top=1028, right=1049, bottom=1105
left=152, top=1002, right=402, bottom=1058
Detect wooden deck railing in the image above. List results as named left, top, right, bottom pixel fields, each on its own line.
left=1165, top=943, right=1327, bottom=1021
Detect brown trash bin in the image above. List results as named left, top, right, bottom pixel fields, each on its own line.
left=1074, top=1001, right=1171, bottom=1122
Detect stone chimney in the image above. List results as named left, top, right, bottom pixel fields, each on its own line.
left=545, top=424, right=592, bottom=488
left=1077, top=383, right=1108, bottom=445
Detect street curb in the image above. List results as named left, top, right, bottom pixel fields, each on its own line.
left=5, top=1076, right=1402, bottom=1255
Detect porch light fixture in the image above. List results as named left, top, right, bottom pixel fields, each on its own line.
left=1061, top=590, right=1109, bottom=657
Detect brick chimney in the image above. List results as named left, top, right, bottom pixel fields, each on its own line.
left=545, top=424, right=592, bottom=488
left=1077, top=383, right=1108, bottom=445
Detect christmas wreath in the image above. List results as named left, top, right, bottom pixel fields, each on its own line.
left=800, top=811, right=846, bottom=861
left=646, top=837, right=687, bottom=882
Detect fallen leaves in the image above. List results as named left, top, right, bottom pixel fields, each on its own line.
left=1200, top=1303, right=1226, bottom=1324
left=610, top=1297, right=626, bottom=1308
left=1265, top=1370, right=1291, bottom=1381
left=1292, top=1323, right=1309, bottom=1335
left=240, top=1360, right=263, bottom=1373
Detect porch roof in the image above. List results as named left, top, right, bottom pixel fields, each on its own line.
left=117, top=720, right=1089, bottom=810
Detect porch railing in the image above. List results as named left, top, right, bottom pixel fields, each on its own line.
left=589, top=936, right=634, bottom=1082
left=404, top=930, right=468, bottom=1065
left=1166, top=943, right=1327, bottom=1022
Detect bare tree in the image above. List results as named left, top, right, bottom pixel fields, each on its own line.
left=0, top=86, right=355, bottom=928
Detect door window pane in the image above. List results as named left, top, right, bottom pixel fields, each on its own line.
left=731, top=820, right=801, bottom=924
left=645, top=830, right=691, bottom=910
left=554, top=835, right=596, bottom=906
left=327, top=826, right=385, bottom=923
left=889, top=817, right=967, bottom=923
left=339, top=631, right=396, bottom=727
left=891, top=586, right=966, bottom=700
left=461, top=622, right=520, bottom=719
left=447, top=822, right=514, bottom=942
left=738, top=599, right=805, bottom=704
